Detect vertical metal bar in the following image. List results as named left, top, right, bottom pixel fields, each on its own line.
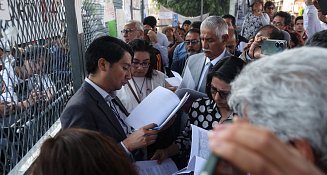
left=63, top=0, right=83, bottom=90
left=201, top=0, right=204, bottom=21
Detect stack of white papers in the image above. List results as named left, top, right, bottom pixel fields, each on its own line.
left=126, top=86, right=190, bottom=130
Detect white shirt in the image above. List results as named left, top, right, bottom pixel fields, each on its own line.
left=197, top=49, right=227, bottom=91
left=304, top=4, right=324, bottom=38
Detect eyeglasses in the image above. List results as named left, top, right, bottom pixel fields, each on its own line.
left=121, top=28, right=137, bottom=34
left=272, top=21, right=284, bottom=27
left=131, top=61, right=150, bottom=68
left=267, top=6, right=275, bottom=10
left=184, top=39, right=200, bottom=46
left=210, top=86, right=230, bottom=99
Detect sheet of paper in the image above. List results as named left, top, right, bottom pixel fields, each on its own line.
left=165, top=71, right=183, bottom=87
left=126, top=86, right=181, bottom=129
left=190, top=124, right=210, bottom=162
left=175, top=156, right=206, bottom=175
left=179, top=66, right=195, bottom=90
left=135, top=158, right=178, bottom=175
left=157, top=92, right=189, bottom=130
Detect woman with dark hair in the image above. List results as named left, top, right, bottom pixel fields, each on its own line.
left=241, top=0, right=270, bottom=40
left=151, top=56, right=246, bottom=167
left=116, top=39, right=168, bottom=113
left=29, top=128, right=138, bottom=175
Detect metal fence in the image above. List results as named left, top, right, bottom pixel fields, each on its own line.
left=0, top=0, right=73, bottom=174
left=0, top=0, right=138, bottom=174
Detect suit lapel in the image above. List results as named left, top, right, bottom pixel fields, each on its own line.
left=83, top=82, right=126, bottom=138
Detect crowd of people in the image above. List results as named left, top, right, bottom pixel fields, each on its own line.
left=1, top=0, right=327, bottom=174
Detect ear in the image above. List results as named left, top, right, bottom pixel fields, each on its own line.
left=290, top=138, right=315, bottom=163
left=98, top=58, right=109, bottom=72
left=222, top=34, right=229, bottom=43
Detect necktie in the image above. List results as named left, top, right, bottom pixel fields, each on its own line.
left=107, top=97, right=130, bottom=134
left=199, top=62, right=213, bottom=92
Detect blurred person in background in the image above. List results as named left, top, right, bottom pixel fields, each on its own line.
left=182, top=20, right=192, bottom=33
left=294, top=16, right=308, bottom=41
left=122, top=20, right=144, bottom=44
left=241, top=0, right=270, bottom=40
left=264, top=1, right=276, bottom=22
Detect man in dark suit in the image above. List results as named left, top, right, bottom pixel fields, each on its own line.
left=183, top=16, right=231, bottom=93
left=60, top=36, right=158, bottom=159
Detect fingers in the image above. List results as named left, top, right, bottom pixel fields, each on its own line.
left=142, top=123, right=158, bottom=130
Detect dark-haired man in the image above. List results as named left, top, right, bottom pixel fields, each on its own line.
left=272, top=11, right=292, bottom=30
left=60, top=36, right=158, bottom=160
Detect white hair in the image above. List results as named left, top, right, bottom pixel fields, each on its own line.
left=127, top=20, right=144, bottom=31
left=200, top=16, right=228, bottom=40
left=228, top=47, right=327, bottom=169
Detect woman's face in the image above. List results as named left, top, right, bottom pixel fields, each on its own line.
left=252, top=2, right=263, bottom=13
left=131, top=51, right=151, bottom=77
left=210, top=77, right=231, bottom=108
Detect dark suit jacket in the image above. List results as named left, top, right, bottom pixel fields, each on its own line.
left=60, top=81, right=128, bottom=142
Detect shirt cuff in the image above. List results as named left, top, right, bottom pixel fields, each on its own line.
left=120, top=141, right=131, bottom=155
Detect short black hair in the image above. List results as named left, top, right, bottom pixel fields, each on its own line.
left=255, top=24, right=285, bottom=40
left=295, top=16, right=303, bottom=24
left=85, top=36, right=133, bottom=74
left=143, top=16, right=157, bottom=29
left=182, top=20, right=191, bottom=26
left=190, top=21, right=202, bottom=29
left=186, top=28, right=200, bottom=36
left=128, top=39, right=155, bottom=78
left=222, top=14, right=236, bottom=26
left=305, top=30, right=327, bottom=48
left=205, top=56, right=245, bottom=100
left=264, top=1, right=275, bottom=9
left=273, top=11, right=292, bottom=26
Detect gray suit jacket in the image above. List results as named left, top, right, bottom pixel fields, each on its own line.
left=60, top=81, right=128, bottom=142
left=183, top=51, right=231, bottom=91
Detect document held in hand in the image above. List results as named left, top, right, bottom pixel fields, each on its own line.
left=126, top=86, right=190, bottom=130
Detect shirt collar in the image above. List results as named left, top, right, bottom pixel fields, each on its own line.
left=206, top=48, right=227, bottom=65
left=85, top=77, right=116, bottom=101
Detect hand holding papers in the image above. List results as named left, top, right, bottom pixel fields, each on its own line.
left=126, top=86, right=190, bottom=130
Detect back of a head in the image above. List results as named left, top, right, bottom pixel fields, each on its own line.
left=205, top=56, right=245, bottom=99
left=228, top=47, right=327, bottom=171
left=85, top=36, right=133, bottom=74
left=190, top=21, right=202, bottom=29
left=30, top=128, right=138, bottom=175
left=143, top=16, right=157, bottom=29
left=200, top=16, right=228, bottom=39
left=305, top=30, right=327, bottom=48
left=255, top=25, right=285, bottom=40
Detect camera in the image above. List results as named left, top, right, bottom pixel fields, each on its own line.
left=261, top=39, right=287, bottom=56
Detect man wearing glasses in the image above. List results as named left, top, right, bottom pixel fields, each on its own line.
left=171, top=28, right=202, bottom=75
left=272, top=11, right=292, bottom=30
left=121, top=20, right=144, bottom=43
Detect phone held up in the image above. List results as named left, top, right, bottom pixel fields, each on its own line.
left=260, top=39, right=287, bottom=56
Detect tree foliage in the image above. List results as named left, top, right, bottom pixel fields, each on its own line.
left=154, top=0, right=230, bottom=17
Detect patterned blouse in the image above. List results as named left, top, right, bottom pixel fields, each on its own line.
left=241, top=12, right=270, bottom=40
left=175, top=97, right=233, bottom=159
